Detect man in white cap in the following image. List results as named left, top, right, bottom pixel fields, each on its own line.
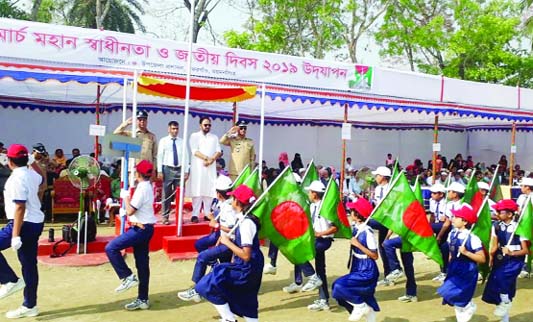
left=436, top=171, right=449, bottom=185
left=429, top=183, right=448, bottom=282
left=368, top=166, right=398, bottom=286
left=515, top=177, right=533, bottom=278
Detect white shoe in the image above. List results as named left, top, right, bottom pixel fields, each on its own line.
left=494, top=302, right=512, bottom=317
left=177, top=288, right=201, bottom=302
left=457, top=302, right=476, bottom=322
left=349, top=303, right=369, bottom=321
left=124, top=298, right=150, bottom=311
left=5, top=306, right=39, bottom=319
left=0, top=279, right=25, bottom=300
left=302, top=274, right=323, bottom=292
left=282, top=282, right=302, bottom=294
left=366, top=308, right=377, bottom=322
left=377, top=278, right=394, bottom=286
left=263, top=263, right=277, bottom=275
left=114, top=274, right=138, bottom=293
left=385, top=269, right=404, bottom=282
left=432, top=273, right=446, bottom=282
left=518, top=270, right=529, bottom=279
left=398, top=295, right=418, bottom=303
left=307, top=299, right=329, bottom=311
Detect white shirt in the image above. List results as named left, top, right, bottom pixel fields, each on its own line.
left=356, top=223, right=377, bottom=251
left=239, top=215, right=257, bottom=247
left=373, top=183, right=389, bottom=205
left=187, top=131, right=221, bottom=198
left=3, top=167, right=44, bottom=223
left=491, top=221, right=528, bottom=251
left=445, top=199, right=463, bottom=219
left=448, top=228, right=483, bottom=250
left=429, top=198, right=447, bottom=222
left=129, top=180, right=156, bottom=224
left=218, top=199, right=237, bottom=237
left=157, top=135, right=190, bottom=173
left=516, top=193, right=531, bottom=212
left=311, top=201, right=334, bottom=238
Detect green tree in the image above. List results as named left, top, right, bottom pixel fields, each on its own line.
left=183, top=0, right=224, bottom=43
left=0, top=0, right=29, bottom=19
left=67, top=0, right=147, bottom=33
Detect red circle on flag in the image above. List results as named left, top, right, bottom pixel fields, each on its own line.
left=337, top=203, right=351, bottom=228
left=271, top=201, right=310, bottom=240
left=402, top=201, right=433, bottom=237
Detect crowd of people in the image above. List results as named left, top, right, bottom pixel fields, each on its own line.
left=1, top=114, right=533, bottom=321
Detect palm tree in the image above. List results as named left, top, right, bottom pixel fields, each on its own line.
left=67, top=0, right=147, bottom=33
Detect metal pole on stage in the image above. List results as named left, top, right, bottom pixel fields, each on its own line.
left=95, top=85, right=101, bottom=161
left=259, top=84, right=266, bottom=172
left=232, top=102, right=238, bottom=123
left=340, top=103, right=348, bottom=198
left=177, top=0, right=196, bottom=237
left=509, top=83, right=520, bottom=194
left=432, top=115, right=439, bottom=184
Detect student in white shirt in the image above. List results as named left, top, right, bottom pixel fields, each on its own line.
left=1, top=144, right=45, bottom=319
left=105, top=160, right=156, bottom=311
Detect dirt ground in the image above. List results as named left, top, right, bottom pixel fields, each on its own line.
left=2, top=223, right=533, bottom=322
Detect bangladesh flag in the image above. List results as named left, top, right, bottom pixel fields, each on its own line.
left=371, top=172, right=443, bottom=266
left=249, top=167, right=315, bottom=265
left=232, top=164, right=251, bottom=188
left=318, top=178, right=352, bottom=239
left=413, top=176, right=424, bottom=208
left=301, top=159, right=319, bottom=188
left=489, top=172, right=503, bottom=202
left=515, top=198, right=533, bottom=272
left=462, top=173, right=483, bottom=215
left=243, top=167, right=262, bottom=197
left=391, top=158, right=400, bottom=181
left=472, top=198, right=492, bottom=281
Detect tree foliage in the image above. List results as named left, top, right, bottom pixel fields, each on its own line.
left=0, top=0, right=29, bottom=19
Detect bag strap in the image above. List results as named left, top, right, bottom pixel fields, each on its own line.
left=50, top=239, right=75, bottom=258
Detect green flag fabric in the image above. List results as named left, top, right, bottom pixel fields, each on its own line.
left=318, top=178, right=352, bottom=239
left=489, top=173, right=504, bottom=202
left=462, top=174, right=483, bottom=214
left=243, top=167, right=262, bottom=197
left=515, top=199, right=533, bottom=272
left=249, top=167, right=315, bottom=265
left=232, top=164, right=251, bottom=188
left=390, top=159, right=400, bottom=181
left=472, top=198, right=492, bottom=281
left=301, top=160, right=319, bottom=188
left=371, top=172, right=443, bottom=266
left=413, top=176, right=424, bottom=208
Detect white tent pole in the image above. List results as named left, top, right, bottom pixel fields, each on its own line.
left=259, top=83, right=266, bottom=169
left=177, top=0, right=196, bottom=237
left=122, top=77, right=128, bottom=122
left=132, top=70, right=138, bottom=138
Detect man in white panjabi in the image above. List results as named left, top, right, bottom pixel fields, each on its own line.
left=188, top=117, right=222, bottom=223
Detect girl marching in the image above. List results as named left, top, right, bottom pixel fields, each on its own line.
left=437, top=205, right=486, bottom=322
left=332, top=198, right=379, bottom=322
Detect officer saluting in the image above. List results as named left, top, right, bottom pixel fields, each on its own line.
left=220, top=120, right=256, bottom=180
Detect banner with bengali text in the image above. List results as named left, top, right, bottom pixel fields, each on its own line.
left=0, top=18, right=373, bottom=91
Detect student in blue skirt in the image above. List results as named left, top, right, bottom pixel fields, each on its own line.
left=438, top=205, right=486, bottom=322
left=332, top=197, right=379, bottom=322
left=177, top=175, right=236, bottom=303
left=482, top=199, right=529, bottom=322
left=195, top=185, right=263, bottom=322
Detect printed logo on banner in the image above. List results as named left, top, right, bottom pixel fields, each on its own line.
left=348, top=65, right=373, bottom=90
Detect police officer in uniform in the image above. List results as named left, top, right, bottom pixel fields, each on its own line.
left=113, top=110, right=157, bottom=166
left=220, top=120, right=255, bottom=180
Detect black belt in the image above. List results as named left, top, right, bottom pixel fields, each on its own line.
left=164, top=165, right=181, bottom=170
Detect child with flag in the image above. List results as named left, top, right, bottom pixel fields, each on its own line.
left=332, top=198, right=379, bottom=322
left=482, top=199, right=530, bottom=322
left=438, top=205, right=486, bottom=322
left=515, top=177, right=533, bottom=278
left=429, top=183, right=449, bottom=282
left=178, top=175, right=236, bottom=303
left=195, top=185, right=263, bottom=322
left=292, top=180, right=338, bottom=311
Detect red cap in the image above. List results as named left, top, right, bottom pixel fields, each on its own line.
left=228, top=185, right=256, bottom=206
left=7, top=144, right=29, bottom=158
left=492, top=199, right=518, bottom=212
left=135, top=160, right=153, bottom=176
left=451, top=205, right=477, bottom=224
left=346, top=198, right=373, bottom=218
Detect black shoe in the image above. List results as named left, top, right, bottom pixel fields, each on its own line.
left=203, top=216, right=210, bottom=222
left=191, top=217, right=199, bottom=223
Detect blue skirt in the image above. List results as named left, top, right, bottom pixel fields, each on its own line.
left=482, top=256, right=523, bottom=305
left=196, top=253, right=264, bottom=318
left=438, top=259, right=478, bottom=307
left=332, top=259, right=380, bottom=313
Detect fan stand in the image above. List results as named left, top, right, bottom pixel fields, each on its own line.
left=77, top=189, right=89, bottom=254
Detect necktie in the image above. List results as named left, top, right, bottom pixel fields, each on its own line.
left=172, top=138, right=178, bottom=166
left=311, top=204, right=317, bottom=222
left=379, top=186, right=383, bottom=200
left=435, top=202, right=440, bottom=223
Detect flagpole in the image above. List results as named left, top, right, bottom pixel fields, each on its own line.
left=432, top=115, right=439, bottom=184
left=509, top=121, right=517, bottom=193
left=259, top=83, right=266, bottom=171
left=340, top=103, right=348, bottom=199
left=504, top=195, right=530, bottom=250
left=177, top=0, right=196, bottom=237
